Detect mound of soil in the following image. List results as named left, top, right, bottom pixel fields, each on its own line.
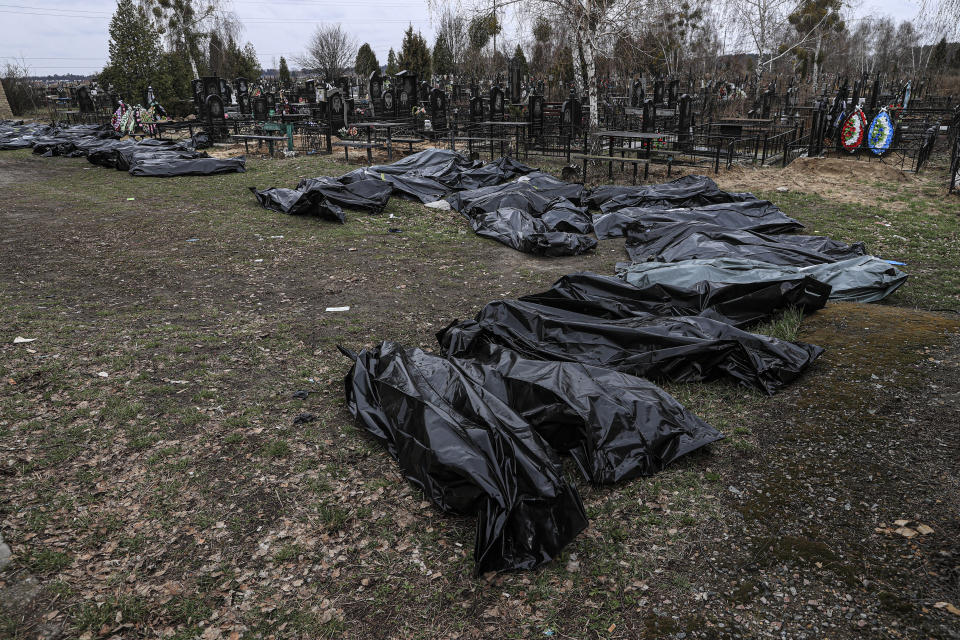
left=785, top=156, right=914, bottom=183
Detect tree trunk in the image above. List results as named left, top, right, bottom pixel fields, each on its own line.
left=583, top=30, right=599, bottom=128
left=811, top=34, right=821, bottom=90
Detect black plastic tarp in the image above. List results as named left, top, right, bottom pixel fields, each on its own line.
left=624, top=222, right=867, bottom=266
left=447, top=171, right=588, bottom=213
left=588, top=175, right=757, bottom=213
left=470, top=208, right=597, bottom=256
left=592, top=200, right=803, bottom=240
left=128, top=155, right=246, bottom=177
left=450, top=343, right=723, bottom=485
left=86, top=140, right=139, bottom=168
left=341, top=149, right=535, bottom=202
left=0, top=121, right=50, bottom=149
left=438, top=299, right=823, bottom=395
left=296, top=176, right=393, bottom=213
left=249, top=187, right=346, bottom=222
left=340, top=341, right=588, bottom=575
left=618, top=256, right=908, bottom=303
left=519, top=271, right=830, bottom=327
left=115, top=146, right=206, bottom=172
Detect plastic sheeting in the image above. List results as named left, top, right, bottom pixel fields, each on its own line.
left=450, top=343, right=724, bottom=485
left=618, top=257, right=909, bottom=304
left=127, top=155, right=245, bottom=177
left=520, top=272, right=830, bottom=327
left=592, top=200, right=803, bottom=240
left=0, top=120, right=49, bottom=149
left=296, top=176, right=393, bottom=213
left=340, top=341, right=588, bottom=575
left=588, top=175, right=757, bottom=213
left=469, top=208, right=598, bottom=256
left=1, top=122, right=245, bottom=177
left=446, top=171, right=588, bottom=213
left=443, top=169, right=594, bottom=254
left=438, top=299, right=824, bottom=395
left=624, top=223, right=867, bottom=266
left=340, top=149, right=535, bottom=203
left=249, top=187, right=345, bottom=222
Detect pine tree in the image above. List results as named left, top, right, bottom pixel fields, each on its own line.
left=386, top=48, right=399, bottom=75
left=278, top=56, right=291, bottom=87
left=398, top=25, right=431, bottom=80
left=104, top=0, right=162, bottom=104
left=233, top=43, right=262, bottom=82
left=512, top=44, right=528, bottom=78
left=355, top=43, right=380, bottom=78
left=432, top=32, right=454, bottom=76
left=931, top=37, right=948, bottom=71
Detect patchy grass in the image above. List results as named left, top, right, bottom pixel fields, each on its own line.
left=754, top=188, right=960, bottom=311
left=1, top=148, right=959, bottom=639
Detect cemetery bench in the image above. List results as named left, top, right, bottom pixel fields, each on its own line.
left=333, top=140, right=384, bottom=163
left=571, top=153, right=661, bottom=184
left=155, top=121, right=203, bottom=139
left=449, top=136, right=512, bottom=160
left=232, top=134, right=289, bottom=157
left=390, top=137, right=424, bottom=154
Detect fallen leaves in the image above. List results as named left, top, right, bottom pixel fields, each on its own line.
left=875, top=519, right=935, bottom=538
left=934, top=602, right=960, bottom=616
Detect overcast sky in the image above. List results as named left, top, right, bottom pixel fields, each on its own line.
left=0, top=0, right=928, bottom=76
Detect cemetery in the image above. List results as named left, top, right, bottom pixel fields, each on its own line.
left=24, top=64, right=960, bottom=190
left=3, top=0, right=960, bottom=638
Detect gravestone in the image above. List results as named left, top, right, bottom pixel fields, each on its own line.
left=336, top=77, right=351, bottom=100
left=202, top=76, right=221, bottom=99
left=264, top=92, right=276, bottom=113
left=429, top=87, right=448, bottom=131
left=469, top=94, right=484, bottom=122
left=219, top=78, right=232, bottom=103
left=528, top=93, right=544, bottom=139
left=382, top=86, right=396, bottom=117
left=77, top=86, right=95, bottom=113
left=396, top=71, right=418, bottom=112
left=368, top=70, right=382, bottom=102
left=677, top=93, right=692, bottom=145
left=509, top=55, right=522, bottom=103
left=642, top=98, right=654, bottom=132
left=191, top=78, right=205, bottom=111
left=631, top=77, right=644, bottom=107
left=560, top=89, right=581, bottom=135
left=667, top=78, right=678, bottom=109
left=329, top=90, right=347, bottom=129
left=868, top=77, right=881, bottom=112
left=206, top=94, right=224, bottom=121
left=489, top=85, right=504, bottom=121
left=653, top=79, right=664, bottom=105
left=235, top=77, right=249, bottom=97
left=761, top=89, right=772, bottom=119
left=238, top=94, right=251, bottom=115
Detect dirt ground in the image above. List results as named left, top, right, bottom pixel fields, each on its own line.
left=1, top=147, right=959, bottom=639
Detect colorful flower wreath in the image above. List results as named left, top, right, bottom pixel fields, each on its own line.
left=867, top=108, right=894, bottom=156
left=840, top=109, right=866, bottom=152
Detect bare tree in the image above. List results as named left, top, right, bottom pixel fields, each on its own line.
left=296, top=23, right=358, bottom=81
left=920, top=0, right=960, bottom=39
left=437, top=7, right=470, bottom=73
left=143, top=0, right=235, bottom=77
left=2, top=58, right=37, bottom=116
left=493, top=0, right=637, bottom=126
left=731, top=0, right=793, bottom=89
